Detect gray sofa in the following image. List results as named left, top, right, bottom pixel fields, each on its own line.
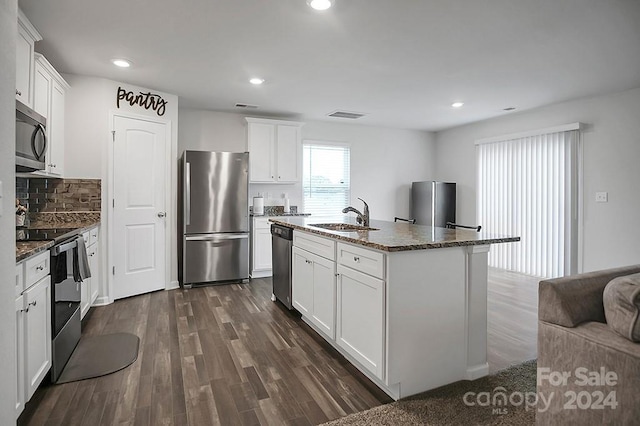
left=537, top=265, right=640, bottom=425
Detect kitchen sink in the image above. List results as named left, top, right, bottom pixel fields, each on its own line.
left=311, top=223, right=379, bottom=232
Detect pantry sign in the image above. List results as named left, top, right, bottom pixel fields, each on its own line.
left=116, top=86, right=167, bottom=116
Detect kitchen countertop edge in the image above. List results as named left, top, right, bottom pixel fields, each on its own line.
left=16, top=222, right=101, bottom=263
left=269, top=218, right=520, bottom=252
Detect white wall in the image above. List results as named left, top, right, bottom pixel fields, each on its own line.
left=434, top=87, right=640, bottom=272
left=63, top=74, right=180, bottom=299
left=0, top=0, right=17, bottom=422
left=179, top=109, right=436, bottom=220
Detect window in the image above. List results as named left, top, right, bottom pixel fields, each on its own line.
left=476, top=124, right=581, bottom=278
left=303, top=142, right=351, bottom=216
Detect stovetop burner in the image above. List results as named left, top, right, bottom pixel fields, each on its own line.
left=16, top=227, right=82, bottom=243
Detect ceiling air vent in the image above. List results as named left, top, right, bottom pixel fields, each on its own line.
left=327, top=110, right=367, bottom=119
left=235, top=103, right=259, bottom=109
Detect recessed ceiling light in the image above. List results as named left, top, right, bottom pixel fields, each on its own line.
left=249, top=78, right=265, bottom=85
left=307, top=0, right=333, bottom=11
left=451, top=102, right=464, bottom=108
left=112, top=59, right=131, bottom=68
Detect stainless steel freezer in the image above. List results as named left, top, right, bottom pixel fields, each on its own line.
left=410, top=181, right=456, bottom=227
left=179, top=151, right=250, bottom=287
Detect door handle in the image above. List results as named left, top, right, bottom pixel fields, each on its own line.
left=185, top=162, right=191, bottom=226
left=158, top=212, right=166, bottom=218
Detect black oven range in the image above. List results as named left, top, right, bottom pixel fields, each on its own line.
left=17, top=226, right=91, bottom=382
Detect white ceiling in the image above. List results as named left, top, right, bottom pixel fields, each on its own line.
left=19, top=0, right=640, bottom=131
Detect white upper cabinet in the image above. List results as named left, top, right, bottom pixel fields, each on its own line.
left=33, top=54, right=69, bottom=177
left=16, top=9, right=42, bottom=107
left=246, top=117, right=304, bottom=183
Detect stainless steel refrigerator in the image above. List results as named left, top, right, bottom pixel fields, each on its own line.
left=179, top=151, right=249, bottom=287
left=410, top=181, right=456, bottom=227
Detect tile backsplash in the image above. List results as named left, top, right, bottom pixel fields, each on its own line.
left=16, top=177, right=101, bottom=213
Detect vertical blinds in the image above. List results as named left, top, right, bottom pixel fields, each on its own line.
left=303, top=142, right=351, bottom=217
left=477, top=129, right=579, bottom=278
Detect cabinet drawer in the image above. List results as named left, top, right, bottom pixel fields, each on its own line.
left=89, top=227, right=99, bottom=246
left=337, top=242, right=385, bottom=279
left=254, top=217, right=271, bottom=230
left=24, top=251, right=49, bottom=289
left=293, top=231, right=335, bottom=261
left=16, top=263, right=25, bottom=297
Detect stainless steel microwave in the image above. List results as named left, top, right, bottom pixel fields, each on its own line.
left=16, top=100, right=47, bottom=172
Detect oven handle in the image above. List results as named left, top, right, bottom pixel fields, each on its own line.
left=51, top=238, right=78, bottom=256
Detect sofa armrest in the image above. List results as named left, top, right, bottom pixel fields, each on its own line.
left=538, top=265, right=640, bottom=327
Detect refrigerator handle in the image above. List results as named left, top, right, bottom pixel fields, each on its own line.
left=185, top=162, right=191, bottom=226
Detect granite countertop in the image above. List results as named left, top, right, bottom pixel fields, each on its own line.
left=16, top=241, right=54, bottom=263
left=269, top=216, right=520, bottom=252
left=16, top=221, right=101, bottom=263
left=251, top=212, right=311, bottom=217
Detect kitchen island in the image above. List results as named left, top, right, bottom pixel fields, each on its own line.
left=269, top=216, right=519, bottom=400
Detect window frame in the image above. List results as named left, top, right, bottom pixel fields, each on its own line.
left=301, top=140, right=351, bottom=217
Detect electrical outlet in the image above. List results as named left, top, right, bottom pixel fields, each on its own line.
left=595, top=192, right=608, bottom=203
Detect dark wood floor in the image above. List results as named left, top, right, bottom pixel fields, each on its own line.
left=19, top=269, right=540, bottom=425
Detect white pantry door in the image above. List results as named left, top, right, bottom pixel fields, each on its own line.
left=112, top=115, right=167, bottom=299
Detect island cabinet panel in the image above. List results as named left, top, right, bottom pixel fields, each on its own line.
left=310, top=254, right=336, bottom=338
left=292, top=247, right=313, bottom=316
left=293, top=231, right=335, bottom=261
left=385, top=247, right=467, bottom=396
left=292, top=246, right=336, bottom=339
left=337, top=242, right=384, bottom=279
left=336, top=264, right=385, bottom=380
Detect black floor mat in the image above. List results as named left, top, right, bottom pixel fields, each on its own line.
left=55, top=333, right=140, bottom=384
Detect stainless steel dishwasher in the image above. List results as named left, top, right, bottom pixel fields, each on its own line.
left=271, top=224, right=293, bottom=309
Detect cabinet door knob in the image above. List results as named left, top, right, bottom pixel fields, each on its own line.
left=28, top=301, right=37, bottom=307
left=16, top=89, right=22, bottom=96
left=36, top=265, right=44, bottom=271
left=20, top=307, right=29, bottom=313
left=353, top=256, right=360, bottom=262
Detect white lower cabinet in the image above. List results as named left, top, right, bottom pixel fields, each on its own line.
left=292, top=247, right=313, bottom=316
left=336, top=264, right=385, bottom=379
left=81, top=228, right=100, bottom=318
left=23, top=275, right=52, bottom=401
left=89, top=243, right=100, bottom=304
left=292, top=230, right=386, bottom=385
left=253, top=227, right=273, bottom=274
left=251, top=217, right=284, bottom=278
left=15, top=295, right=25, bottom=419
left=292, top=247, right=336, bottom=339
left=15, top=253, right=52, bottom=419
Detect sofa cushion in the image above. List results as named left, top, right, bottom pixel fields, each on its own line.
left=603, top=273, right=640, bottom=342
left=538, top=264, right=640, bottom=327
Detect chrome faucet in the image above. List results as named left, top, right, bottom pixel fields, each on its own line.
left=342, top=198, right=370, bottom=227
